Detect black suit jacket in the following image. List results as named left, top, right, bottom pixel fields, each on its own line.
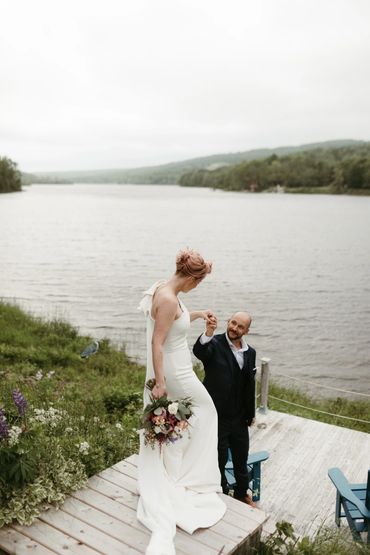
left=193, top=333, right=256, bottom=422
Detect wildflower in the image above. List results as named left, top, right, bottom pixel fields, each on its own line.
left=65, top=427, right=73, bottom=433
left=35, top=370, right=43, bottom=380
left=168, top=402, right=179, bottom=415
left=12, top=389, right=28, bottom=417
left=115, top=423, right=123, bottom=430
left=31, top=407, right=65, bottom=425
left=77, top=441, right=90, bottom=455
left=93, top=417, right=100, bottom=424
left=0, top=409, right=9, bottom=439
left=47, top=371, right=55, bottom=378
left=8, top=425, right=22, bottom=447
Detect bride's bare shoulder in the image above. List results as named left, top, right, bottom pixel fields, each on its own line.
left=152, top=287, right=177, bottom=316
left=155, top=287, right=176, bottom=305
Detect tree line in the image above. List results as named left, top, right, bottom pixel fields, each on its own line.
left=179, top=144, right=370, bottom=193
left=0, top=157, right=22, bottom=193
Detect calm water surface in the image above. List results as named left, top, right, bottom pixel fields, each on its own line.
left=1, top=184, right=369, bottom=396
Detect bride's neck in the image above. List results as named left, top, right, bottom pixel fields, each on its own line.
left=166, top=274, right=187, bottom=295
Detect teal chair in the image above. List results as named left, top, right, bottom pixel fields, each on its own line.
left=328, top=467, right=370, bottom=544
left=225, top=450, right=269, bottom=501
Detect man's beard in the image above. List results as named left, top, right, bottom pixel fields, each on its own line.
left=227, top=329, right=243, bottom=341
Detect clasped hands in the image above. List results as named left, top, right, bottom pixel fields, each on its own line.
left=203, top=309, right=218, bottom=337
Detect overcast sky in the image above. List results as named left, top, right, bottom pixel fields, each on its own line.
left=1, top=0, right=370, bottom=172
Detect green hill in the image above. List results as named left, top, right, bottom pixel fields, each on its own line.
left=179, top=142, right=370, bottom=194
left=29, top=139, right=364, bottom=185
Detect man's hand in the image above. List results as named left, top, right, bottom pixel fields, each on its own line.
left=202, top=309, right=216, bottom=322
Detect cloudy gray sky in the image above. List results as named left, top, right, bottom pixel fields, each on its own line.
left=1, top=0, right=370, bottom=172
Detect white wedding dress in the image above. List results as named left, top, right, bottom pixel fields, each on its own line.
left=137, top=282, right=226, bottom=555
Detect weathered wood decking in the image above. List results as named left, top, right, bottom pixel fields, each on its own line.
left=1, top=410, right=368, bottom=553
left=0, top=454, right=267, bottom=555
left=250, top=410, right=370, bottom=536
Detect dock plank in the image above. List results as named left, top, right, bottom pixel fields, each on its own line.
left=39, top=509, right=141, bottom=555
left=64, top=495, right=216, bottom=555
left=11, top=520, right=101, bottom=555
left=0, top=528, right=56, bottom=555
left=73, top=487, right=233, bottom=553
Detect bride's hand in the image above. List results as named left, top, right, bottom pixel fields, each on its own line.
left=202, top=309, right=216, bottom=323
left=152, top=382, right=167, bottom=399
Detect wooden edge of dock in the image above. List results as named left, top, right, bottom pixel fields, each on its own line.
left=0, top=453, right=268, bottom=555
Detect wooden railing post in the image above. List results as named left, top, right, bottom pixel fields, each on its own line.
left=259, top=357, right=270, bottom=414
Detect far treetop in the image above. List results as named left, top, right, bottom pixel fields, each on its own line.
left=0, top=157, right=22, bottom=194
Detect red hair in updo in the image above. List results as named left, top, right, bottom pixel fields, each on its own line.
left=176, top=248, right=212, bottom=280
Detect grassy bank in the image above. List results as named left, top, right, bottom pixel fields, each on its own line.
left=0, top=301, right=144, bottom=526
left=265, top=381, right=370, bottom=433
left=0, top=301, right=369, bottom=548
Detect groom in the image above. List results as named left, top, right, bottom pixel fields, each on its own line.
left=193, top=312, right=256, bottom=506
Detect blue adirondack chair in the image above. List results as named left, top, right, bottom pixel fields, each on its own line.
left=328, top=467, right=370, bottom=544
left=225, top=449, right=269, bottom=501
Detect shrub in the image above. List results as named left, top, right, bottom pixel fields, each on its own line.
left=258, top=521, right=370, bottom=554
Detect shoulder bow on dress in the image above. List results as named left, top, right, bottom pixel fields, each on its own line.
left=138, top=280, right=166, bottom=317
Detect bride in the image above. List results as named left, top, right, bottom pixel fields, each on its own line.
left=137, top=248, right=226, bottom=555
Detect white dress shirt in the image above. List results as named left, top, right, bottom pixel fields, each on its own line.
left=199, top=332, right=249, bottom=369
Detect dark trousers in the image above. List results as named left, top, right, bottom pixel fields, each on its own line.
left=218, top=415, right=250, bottom=499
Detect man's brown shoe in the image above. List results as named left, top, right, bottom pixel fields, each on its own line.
left=235, top=494, right=257, bottom=508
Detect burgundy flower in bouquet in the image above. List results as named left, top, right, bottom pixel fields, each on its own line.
left=142, top=379, right=193, bottom=449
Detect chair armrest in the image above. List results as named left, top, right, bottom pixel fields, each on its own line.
left=247, top=450, right=269, bottom=465
left=328, top=468, right=370, bottom=518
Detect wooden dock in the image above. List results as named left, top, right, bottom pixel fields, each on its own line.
left=250, top=410, right=370, bottom=536
left=0, top=454, right=267, bottom=555
left=1, top=410, right=368, bottom=553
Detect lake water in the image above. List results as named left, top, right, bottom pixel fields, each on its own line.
left=1, top=184, right=369, bottom=397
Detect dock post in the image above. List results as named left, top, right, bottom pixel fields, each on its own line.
left=259, top=357, right=271, bottom=414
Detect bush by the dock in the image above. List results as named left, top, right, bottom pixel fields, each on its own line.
left=0, top=302, right=144, bottom=526
left=258, top=521, right=370, bottom=554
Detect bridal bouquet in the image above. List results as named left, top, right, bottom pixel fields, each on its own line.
left=142, top=379, right=193, bottom=449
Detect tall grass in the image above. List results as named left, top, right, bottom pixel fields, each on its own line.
left=264, top=381, right=370, bottom=434
left=0, top=302, right=144, bottom=525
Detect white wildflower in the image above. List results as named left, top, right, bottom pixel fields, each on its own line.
left=77, top=441, right=90, bottom=455
left=168, top=402, right=179, bottom=415
left=32, top=407, right=66, bottom=425
left=8, top=426, right=23, bottom=447
left=80, top=416, right=85, bottom=422
left=115, top=423, right=123, bottom=430
left=47, top=371, right=55, bottom=378
left=35, top=370, right=43, bottom=381
left=65, top=427, right=73, bottom=433
left=93, top=417, right=100, bottom=424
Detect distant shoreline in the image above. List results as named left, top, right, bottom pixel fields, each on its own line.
left=20, top=182, right=370, bottom=196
